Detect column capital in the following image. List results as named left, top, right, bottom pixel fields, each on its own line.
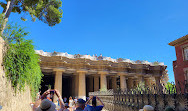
left=98, top=71, right=108, bottom=75
left=76, top=70, right=88, bottom=74
left=53, top=68, right=65, bottom=72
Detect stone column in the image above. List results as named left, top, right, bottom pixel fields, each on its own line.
left=99, top=71, right=108, bottom=90
left=127, top=77, right=134, bottom=89
left=134, top=79, right=139, bottom=87
left=112, top=76, right=117, bottom=91
left=94, top=75, right=99, bottom=91
left=155, top=76, right=162, bottom=90
left=120, top=75, right=127, bottom=91
left=53, top=69, right=64, bottom=103
left=144, top=77, right=151, bottom=87
left=77, top=70, right=87, bottom=100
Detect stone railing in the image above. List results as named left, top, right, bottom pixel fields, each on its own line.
left=89, top=82, right=188, bottom=111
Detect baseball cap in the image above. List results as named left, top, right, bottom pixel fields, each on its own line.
left=77, top=99, right=86, bottom=104
left=139, top=105, right=154, bottom=111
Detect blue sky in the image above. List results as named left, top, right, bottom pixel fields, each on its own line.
left=2, top=0, right=188, bottom=82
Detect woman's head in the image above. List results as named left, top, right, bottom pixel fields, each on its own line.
left=92, top=96, right=97, bottom=107
left=69, top=96, right=72, bottom=100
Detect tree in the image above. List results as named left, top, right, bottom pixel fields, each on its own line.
left=0, top=0, right=63, bottom=34
left=165, top=82, right=176, bottom=94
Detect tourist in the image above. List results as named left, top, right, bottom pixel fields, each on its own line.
left=69, top=96, right=74, bottom=111
left=73, top=97, right=78, bottom=110
left=164, top=107, right=175, bottom=111
left=47, top=93, right=52, bottom=101
left=74, top=99, right=86, bottom=111
left=37, top=91, right=41, bottom=99
left=33, top=89, right=65, bottom=111
left=139, top=105, right=154, bottom=111
left=74, top=97, right=78, bottom=104
left=63, top=103, right=70, bottom=111
left=85, top=96, right=104, bottom=111
left=64, top=97, right=68, bottom=103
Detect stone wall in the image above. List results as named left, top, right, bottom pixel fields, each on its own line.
left=0, top=37, right=32, bottom=111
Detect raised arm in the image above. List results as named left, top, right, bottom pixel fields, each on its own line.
left=85, top=96, right=93, bottom=105
left=33, top=90, right=50, bottom=111
left=54, top=89, right=65, bottom=110
left=96, top=96, right=104, bottom=106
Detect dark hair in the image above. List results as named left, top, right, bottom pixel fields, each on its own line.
left=92, top=96, right=96, bottom=107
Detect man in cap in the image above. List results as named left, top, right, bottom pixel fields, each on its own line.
left=33, top=89, right=65, bottom=111
left=74, top=99, right=86, bottom=111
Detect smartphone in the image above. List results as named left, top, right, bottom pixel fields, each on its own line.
left=50, top=90, right=54, bottom=94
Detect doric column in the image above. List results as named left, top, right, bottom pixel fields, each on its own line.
left=99, top=71, right=108, bottom=90
left=77, top=70, right=87, bottom=100
left=155, top=76, right=162, bottom=90
left=134, top=79, right=139, bottom=87
left=144, top=77, right=151, bottom=86
left=127, top=77, right=134, bottom=89
left=111, top=76, right=117, bottom=91
left=94, top=75, right=99, bottom=91
left=53, top=69, right=65, bottom=103
left=120, top=75, right=127, bottom=91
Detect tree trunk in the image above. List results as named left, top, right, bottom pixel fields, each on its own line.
left=1, top=0, right=16, bottom=35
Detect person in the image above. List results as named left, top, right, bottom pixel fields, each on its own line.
left=33, top=89, right=65, bottom=111
left=164, top=107, right=175, bottom=111
left=47, top=93, right=52, bottom=101
left=74, top=98, right=86, bottom=111
left=63, top=103, right=70, bottom=111
left=64, top=97, right=68, bottom=103
left=74, top=97, right=78, bottom=104
left=69, top=96, right=74, bottom=111
left=37, top=91, right=41, bottom=99
left=73, top=97, right=78, bottom=110
left=139, top=105, right=154, bottom=111
left=85, top=96, right=104, bottom=111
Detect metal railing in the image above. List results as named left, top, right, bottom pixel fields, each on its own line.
left=89, top=82, right=188, bottom=111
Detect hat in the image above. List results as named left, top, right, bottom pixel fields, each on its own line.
left=165, top=107, right=175, bottom=111
left=139, top=105, right=154, bottom=111
left=77, top=98, right=86, bottom=104
left=36, top=99, right=56, bottom=111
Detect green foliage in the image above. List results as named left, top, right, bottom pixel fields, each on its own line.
left=136, top=81, right=146, bottom=94
left=165, top=82, right=176, bottom=94
left=153, top=61, right=159, bottom=65
left=0, top=0, right=63, bottom=26
left=3, top=24, right=43, bottom=100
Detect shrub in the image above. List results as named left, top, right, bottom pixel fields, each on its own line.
left=3, top=24, right=43, bottom=100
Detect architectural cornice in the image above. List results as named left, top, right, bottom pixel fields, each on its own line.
left=169, top=35, right=188, bottom=46
left=36, top=50, right=165, bottom=66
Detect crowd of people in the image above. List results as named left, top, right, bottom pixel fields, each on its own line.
left=32, top=89, right=104, bottom=111
left=139, top=105, right=175, bottom=111
left=33, top=89, right=176, bottom=111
